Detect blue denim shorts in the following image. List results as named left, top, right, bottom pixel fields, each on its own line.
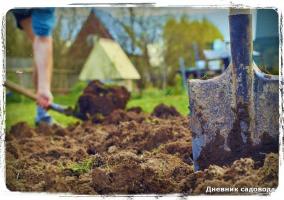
left=12, top=8, right=55, bottom=36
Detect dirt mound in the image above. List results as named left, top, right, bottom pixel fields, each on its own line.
left=126, top=106, right=143, bottom=114
left=181, top=153, right=278, bottom=194
left=6, top=109, right=278, bottom=194
left=151, top=103, right=181, bottom=118
left=75, top=80, right=130, bottom=120
left=102, top=109, right=145, bottom=124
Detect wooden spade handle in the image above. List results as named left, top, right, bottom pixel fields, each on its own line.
left=4, top=80, right=77, bottom=117
left=4, top=80, right=37, bottom=101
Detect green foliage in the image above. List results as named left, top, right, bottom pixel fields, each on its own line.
left=6, top=12, right=33, bottom=57
left=163, top=16, right=224, bottom=85
left=6, top=8, right=90, bottom=70
left=254, top=38, right=279, bottom=75
left=63, top=158, right=95, bottom=175
left=164, top=74, right=184, bottom=95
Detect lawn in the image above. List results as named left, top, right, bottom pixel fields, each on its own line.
left=5, top=82, right=189, bottom=131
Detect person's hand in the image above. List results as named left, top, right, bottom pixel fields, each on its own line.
left=36, top=89, right=53, bottom=109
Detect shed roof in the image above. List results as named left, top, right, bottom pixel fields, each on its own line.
left=66, top=11, right=113, bottom=71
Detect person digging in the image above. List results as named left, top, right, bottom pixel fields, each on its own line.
left=12, top=8, right=55, bottom=125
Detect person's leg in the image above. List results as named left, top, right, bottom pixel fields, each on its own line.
left=33, top=36, right=53, bottom=108
left=33, top=37, right=54, bottom=125
left=32, top=8, right=55, bottom=124
left=19, top=19, right=53, bottom=125
left=17, top=9, right=55, bottom=125
left=32, top=8, right=56, bottom=125
left=32, top=8, right=55, bottom=108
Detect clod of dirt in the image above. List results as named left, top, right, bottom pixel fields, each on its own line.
left=53, top=125, right=69, bottom=137
left=127, top=106, right=143, bottom=114
left=204, top=165, right=225, bottom=180
left=181, top=153, right=278, bottom=195
left=9, top=122, right=36, bottom=138
left=102, top=109, right=145, bottom=124
left=86, top=145, right=97, bottom=155
left=6, top=143, right=19, bottom=159
left=257, top=153, right=278, bottom=187
left=75, top=80, right=130, bottom=120
left=151, top=103, right=181, bottom=119
left=35, top=123, right=54, bottom=136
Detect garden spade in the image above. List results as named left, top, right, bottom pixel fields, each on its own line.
left=188, top=9, right=279, bottom=171
left=4, top=80, right=82, bottom=119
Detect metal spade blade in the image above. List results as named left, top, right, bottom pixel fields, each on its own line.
left=188, top=9, right=279, bottom=171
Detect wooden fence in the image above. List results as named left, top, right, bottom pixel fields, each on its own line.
left=6, top=67, right=79, bottom=94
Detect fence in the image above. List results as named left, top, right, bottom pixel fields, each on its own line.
left=6, top=67, right=79, bottom=94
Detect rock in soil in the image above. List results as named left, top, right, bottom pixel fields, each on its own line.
left=6, top=109, right=278, bottom=194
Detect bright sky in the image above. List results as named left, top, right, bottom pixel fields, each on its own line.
left=99, top=7, right=257, bottom=41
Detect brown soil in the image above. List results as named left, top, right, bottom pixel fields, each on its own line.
left=5, top=82, right=278, bottom=195
left=75, top=80, right=130, bottom=120
left=151, top=103, right=181, bottom=119
left=6, top=108, right=278, bottom=195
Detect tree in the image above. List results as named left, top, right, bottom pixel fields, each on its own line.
left=6, top=8, right=90, bottom=69
left=102, top=7, right=164, bottom=89
left=52, top=8, right=90, bottom=69
left=6, top=12, right=32, bottom=57
left=163, top=16, right=224, bottom=85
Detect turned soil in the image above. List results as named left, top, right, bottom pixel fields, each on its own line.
left=5, top=82, right=279, bottom=195
left=6, top=109, right=278, bottom=194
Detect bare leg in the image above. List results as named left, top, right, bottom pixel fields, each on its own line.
left=19, top=18, right=53, bottom=108
left=33, top=36, right=53, bottom=108
left=18, top=17, right=53, bottom=124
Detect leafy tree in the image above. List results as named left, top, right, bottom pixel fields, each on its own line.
left=53, top=8, right=90, bottom=69
left=6, top=12, right=32, bottom=57
left=106, top=7, right=164, bottom=89
left=6, top=8, right=90, bottom=69
left=163, top=16, right=224, bottom=85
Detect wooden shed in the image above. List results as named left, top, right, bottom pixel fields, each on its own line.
left=65, top=10, right=113, bottom=72
left=79, top=37, right=140, bottom=91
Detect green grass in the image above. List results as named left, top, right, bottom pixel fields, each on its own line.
left=5, top=101, right=79, bottom=130
left=5, top=82, right=189, bottom=131
left=61, top=158, right=95, bottom=175
left=5, top=82, right=87, bottom=130
left=127, top=88, right=189, bottom=116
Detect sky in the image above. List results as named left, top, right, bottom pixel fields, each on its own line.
left=57, top=7, right=269, bottom=48
left=98, top=7, right=258, bottom=41
left=58, top=8, right=233, bottom=42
